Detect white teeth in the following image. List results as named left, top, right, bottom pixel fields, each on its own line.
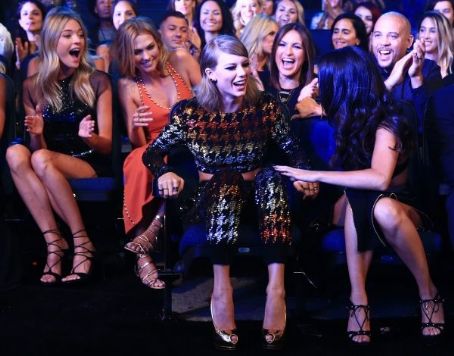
left=379, top=50, right=391, bottom=55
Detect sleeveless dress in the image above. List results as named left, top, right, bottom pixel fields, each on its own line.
left=122, top=64, right=192, bottom=234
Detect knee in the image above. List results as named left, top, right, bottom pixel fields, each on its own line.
left=31, top=149, right=54, bottom=178
left=374, top=198, right=406, bottom=232
left=6, top=144, right=31, bottom=172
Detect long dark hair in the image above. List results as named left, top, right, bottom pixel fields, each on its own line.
left=194, top=0, right=235, bottom=49
left=318, top=46, right=414, bottom=170
left=269, top=22, right=315, bottom=90
left=331, top=13, right=369, bottom=51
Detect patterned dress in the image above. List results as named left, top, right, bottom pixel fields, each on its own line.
left=143, top=93, right=310, bottom=263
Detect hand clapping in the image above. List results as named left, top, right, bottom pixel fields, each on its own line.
left=78, top=115, right=95, bottom=137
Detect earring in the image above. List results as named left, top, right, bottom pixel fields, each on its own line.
left=210, top=78, right=217, bottom=83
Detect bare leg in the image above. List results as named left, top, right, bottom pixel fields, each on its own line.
left=211, top=264, right=236, bottom=331
left=30, top=149, right=96, bottom=282
left=344, top=203, right=373, bottom=343
left=263, top=263, right=286, bottom=331
left=6, top=145, right=68, bottom=283
left=374, top=198, right=444, bottom=336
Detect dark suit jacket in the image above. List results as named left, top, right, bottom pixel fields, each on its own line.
left=426, top=83, right=454, bottom=186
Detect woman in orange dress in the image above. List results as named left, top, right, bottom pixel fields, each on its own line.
left=115, top=17, right=201, bottom=288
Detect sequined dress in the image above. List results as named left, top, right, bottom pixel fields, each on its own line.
left=22, top=70, right=111, bottom=175
left=143, top=93, right=310, bottom=264
left=122, top=64, right=193, bottom=234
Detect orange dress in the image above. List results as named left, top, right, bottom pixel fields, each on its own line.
left=122, top=64, right=193, bottom=234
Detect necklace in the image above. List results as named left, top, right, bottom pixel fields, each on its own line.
left=135, top=64, right=182, bottom=110
left=278, top=88, right=296, bottom=104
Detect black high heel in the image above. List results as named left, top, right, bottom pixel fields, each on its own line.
left=40, top=229, right=68, bottom=285
left=63, top=229, right=95, bottom=286
left=420, top=293, right=445, bottom=341
left=346, top=301, right=371, bottom=345
left=210, top=299, right=239, bottom=351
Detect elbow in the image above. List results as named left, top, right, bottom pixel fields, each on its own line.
left=375, top=176, right=392, bottom=191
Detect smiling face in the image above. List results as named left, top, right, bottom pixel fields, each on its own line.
left=239, top=0, right=260, bottom=25
left=113, top=1, right=136, bottom=30
left=354, top=6, right=374, bottom=34
left=275, top=0, right=298, bottom=28
left=18, top=2, right=43, bottom=34
left=419, top=17, right=439, bottom=55
left=332, top=18, right=359, bottom=49
left=434, top=1, right=454, bottom=26
left=57, top=19, right=85, bottom=73
left=160, top=16, right=189, bottom=50
left=275, top=29, right=305, bottom=81
left=371, top=14, right=413, bottom=70
left=205, top=52, right=250, bottom=102
left=133, top=33, right=160, bottom=75
left=175, top=0, right=195, bottom=17
left=200, top=1, right=223, bottom=34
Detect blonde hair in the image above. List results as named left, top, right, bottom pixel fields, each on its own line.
left=240, top=14, right=277, bottom=60
left=36, top=7, right=95, bottom=111
left=196, top=35, right=259, bottom=111
left=275, top=0, right=305, bottom=25
left=114, top=17, right=168, bottom=78
left=231, top=0, right=263, bottom=36
left=0, top=23, right=14, bottom=73
left=420, top=11, right=454, bottom=76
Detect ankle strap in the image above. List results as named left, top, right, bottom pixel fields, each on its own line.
left=72, top=228, right=87, bottom=238
left=42, top=229, right=60, bottom=236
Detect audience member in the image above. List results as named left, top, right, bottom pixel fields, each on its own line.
left=159, top=11, right=190, bottom=51
left=239, top=14, right=278, bottom=89
left=0, top=23, right=14, bottom=74
left=15, top=1, right=46, bottom=71
left=353, top=1, right=382, bottom=35
left=275, top=45, right=445, bottom=344
left=167, top=0, right=202, bottom=57
left=331, top=13, right=368, bottom=50
left=231, top=0, right=262, bottom=36
left=419, top=11, right=454, bottom=80
left=273, top=0, right=305, bottom=28
left=426, top=83, right=454, bottom=250
left=6, top=6, right=113, bottom=286
left=426, top=0, right=454, bottom=27
left=194, top=0, right=235, bottom=49
left=115, top=17, right=200, bottom=289
left=371, top=12, right=442, bottom=130
left=311, top=0, right=344, bottom=30
left=143, top=35, right=315, bottom=350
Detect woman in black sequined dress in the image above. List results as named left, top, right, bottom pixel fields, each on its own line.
left=143, top=35, right=317, bottom=350
left=6, top=7, right=112, bottom=285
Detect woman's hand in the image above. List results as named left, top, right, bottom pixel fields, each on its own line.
left=78, top=115, right=96, bottom=137
left=158, top=172, right=185, bottom=198
left=133, top=105, right=153, bottom=128
left=24, top=114, right=44, bottom=136
left=15, top=37, right=29, bottom=68
left=293, top=180, right=320, bottom=199
left=274, top=165, right=319, bottom=182
left=298, top=78, right=318, bottom=102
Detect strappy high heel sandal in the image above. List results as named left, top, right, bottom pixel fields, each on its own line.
left=63, top=229, right=95, bottom=286
left=124, top=215, right=163, bottom=255
left=420, top=293, right=445, bottom=341
left=346, top=301, right=371, bottom=345
left=40, top=229, right=68, bottom=285
left=210, top=299, right=239, bottom=351
left=262, top=298, right=287, bottom=350
left=136, top=254, right=165, bottom=289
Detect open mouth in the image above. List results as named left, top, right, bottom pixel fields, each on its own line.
left=378, top=49, right=391, bottom=56
left=233, top=80, right=246, bottom=88
left=69, top=48, right=81, bottom=58
left=281, top=58, right=295, bottom=69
